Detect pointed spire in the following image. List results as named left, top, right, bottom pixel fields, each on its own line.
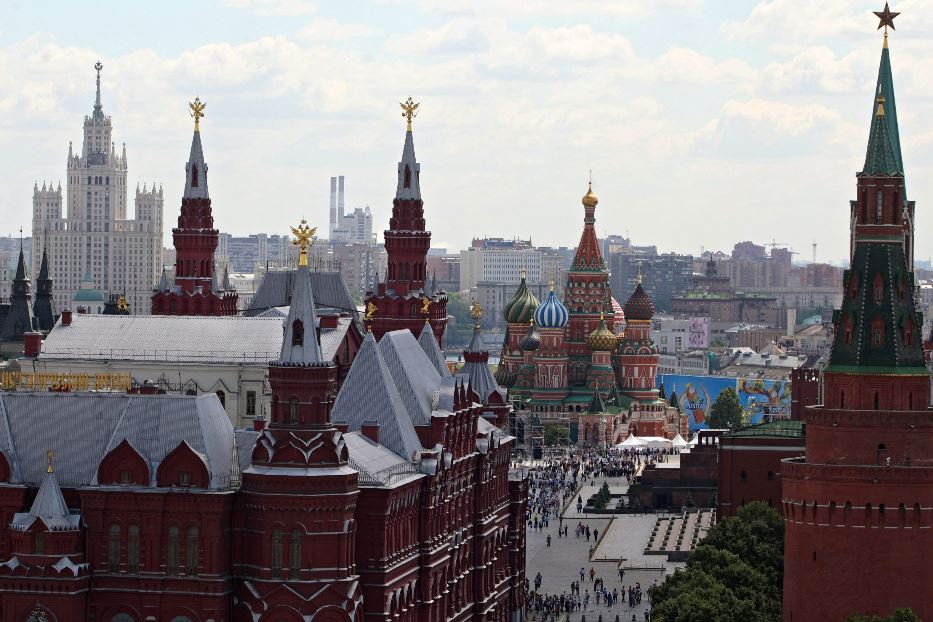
left=396, top=98, right=422, bottom=201
left=14, top=236, right=27, bottom=282
left=862, top=30, right=903, bottom=176
left=277, top=237, right=323, bottom=364
left=431, top=269, right=437, bottom=294
left=92, top=61, right=104, bottom=120
left=38, top=245, right=50, bottom=282
left=159, top=268, right=170, bottom=291
left=588, top=388, right=605, bottom=414
left=223, top=266, right=232, bottom=291
left=210, top=267, right=222, bottom=293
left=183, top=101, right=209, bottom=199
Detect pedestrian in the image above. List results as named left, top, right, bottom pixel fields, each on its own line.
left=547, top=535, right=552, bottom=547
left=594, top=528, right=599, bottom=541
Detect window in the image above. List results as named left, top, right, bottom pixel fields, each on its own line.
left=740, top=470, right=747, bottom=482
left=216, top=390, right=225, bottom=409
left=289, top=398, right=299, bottom=424
left=120, top=470, right=132, bottom=484
left=128, top=525, right=140, bottom=572
left=767, top=471, right=774, bottom=481
left=35, top=532, right=45, bottom=555
left=186, top=527, right=199, bottom=575
left=272, top=529, right=284, bottom=578
left=876, top=190, right=883, bottom=223
left=247, top=391, right=256, bottom=416
left=292, top=319, right=304, bottom=346
left=179, top=471, right=191, bottom=486
left=109, top=524, right=121, bottom=572
left=290, top=530, right=302, bottom=579
left=167, top=526, right=180, bottom=575
left=191, top=164, right=199, bottom=187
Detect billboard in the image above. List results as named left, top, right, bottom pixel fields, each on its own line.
left=659, top=374, right=792, bottom=431
left=688, top=317, right=709, bottom=349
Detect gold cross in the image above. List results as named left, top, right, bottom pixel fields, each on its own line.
left=189, top=97, right=206, bottom=132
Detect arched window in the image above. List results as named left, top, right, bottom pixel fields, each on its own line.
left=272, top=529, right=284, bottom=578
left=844, top=501, right=852, bottom=526
left=290, top=529, right=302, bottom=579
left=167, top=526, right=180, bottom=575
left=292, top=319, right=304, bottom=346
left=740, top=470, right=747, bottom=482
left=108, top=524, right=121, bottom=572
left=186, top=527, right=199, bottom=575
left=874, top=391, right=880, bottom=410
left=876, top=190, right=883, bottom=223
left=873, top=273, right=884, bottom=304
left=191, top=164, right=199, bottom=188
left=128, top=524, right=140, bottom=572
left=840, top=390, right=845, bottom=409
left=871, top=315, right=884, bottom=347
left=404, top=165, right=411, bottom=188
left=216, top=390, right=225, bottom=408
left=767, top=470, right=774, bottom=481
left=289, top=398, right=299, bottom=424
left=35, top=532, right=45, bottom=555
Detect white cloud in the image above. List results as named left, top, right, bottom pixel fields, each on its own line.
left=298, top=18, right=373, bottom=42
left=226, top=0, right=316, bottom=16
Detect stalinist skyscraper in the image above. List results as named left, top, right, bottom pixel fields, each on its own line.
left=32, top=61, right=163, bottom=315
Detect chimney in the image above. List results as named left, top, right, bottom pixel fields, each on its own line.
left=253, top=415, right=266, bottom=432
left=61, top=309, right=73, bottom=326
left=334, top=422, right=349, bottom=434
left=329, top=176, right=337, bottom=236
left=361, top=420, right=380, bottom=444
left=319, top=314, right=339, bottom=329
left=24, top=332, right=42, bottom=358
left=338, top=175, right=345, bottom=221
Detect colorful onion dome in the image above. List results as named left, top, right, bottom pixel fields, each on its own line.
left=623, top=280, right=655, bottom=321
left=534, top=283, right=569, bottom=328
left=610, top=296, right=625, bottom=332
left=520, top=324, right=541, bottom=351
left=502, top=270, right=539, bottom=324
left=582, top=182, right=599, bottom=208
left=586, top=315, right=616, bottom=351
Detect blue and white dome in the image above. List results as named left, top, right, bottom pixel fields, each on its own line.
left=534, top=288, right=569, bottom=328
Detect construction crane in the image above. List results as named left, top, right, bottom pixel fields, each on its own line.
left=764, top=239, right=798, bottom=258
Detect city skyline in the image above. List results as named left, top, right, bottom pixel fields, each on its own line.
left=4, top=1, right=933, bottom=264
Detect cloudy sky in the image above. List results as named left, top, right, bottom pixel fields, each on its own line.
left=3, top=0, right=933, bottom=264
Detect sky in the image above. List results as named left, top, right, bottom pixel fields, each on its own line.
left=3, top=0, right=933, bottom=265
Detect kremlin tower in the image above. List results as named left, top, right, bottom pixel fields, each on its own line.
left=782, top=8, right=933, bottom=620
left=151, top=98, right=237, bottom=316
left=365, top=98, right=448, bottom=344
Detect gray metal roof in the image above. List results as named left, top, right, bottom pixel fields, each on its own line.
left=418, top=322, right=450, bottom=378
left=277, top=264, right=323, bottom=364
left=11, top=471, right=80, bottom=531
left=343, top=431, right=420, bottom=486
left=0, top=392, right=236, bottom=490
left=246, top=270, right=357, bottom=320
left=378, top=330, right=441, bottom=426
left=183, top=129, right=209, bottom=199
left=38, top=314, right=348, bottom=364
left=396, top=128, right=421, bottom=201
left=332, top=332, right=422, bottom=461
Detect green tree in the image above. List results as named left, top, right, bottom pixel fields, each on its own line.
left=708, top=387, right=743, bottom=430
left=444, top=294, right=474, bottom=346
left=651, top=502, right=784, bottom=622
left=847, top=610, right=922, bottom=622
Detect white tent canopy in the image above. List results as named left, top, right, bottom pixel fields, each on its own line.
left=617, top=435, right=673, bottom=449
left=617, top=436, right=647, bottom=448
left=640, top=436, right=673, bottom=448
left=671, top=434, right=688, bottom=447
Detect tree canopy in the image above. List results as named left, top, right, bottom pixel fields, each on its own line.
left=650, top=502, right=784, bottom=622
left=444, top=294, right=475, bottom=346
left=708, top=386, right=743, bottom=430
left=847, top=610, right=922, bottom=622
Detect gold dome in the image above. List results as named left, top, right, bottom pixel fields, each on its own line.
left=582, top=182, right=599, bottom=208
left=586, top=315, right=616, bottom=352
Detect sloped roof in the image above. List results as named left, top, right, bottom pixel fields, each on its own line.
left=11, top=471, right=80, bottom=531
left=418, top=322, right=450, bottom=377
left=277, top=264, right=323, bottom=364
left=379, top=330, right=441, bottom=425
left=331, top=333, right=422, bottom=461
left=343, top=431, right=420, bottom=486
left=245, top=270, right=357, bottom=319
left=38, top=314, right=348, bottom=364
left=0, top=392, right=235, bottom=490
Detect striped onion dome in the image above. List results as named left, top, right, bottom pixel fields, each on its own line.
left=534, top=287, right=569, bottom=328
left=610, top=296, right=625, bottom=332
left=624, top=281, right=655, bottom=321
left=502, top=272, right=540, bottom=324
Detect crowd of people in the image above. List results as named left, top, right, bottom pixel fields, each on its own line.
left=522, top=447, right=656, bottom=621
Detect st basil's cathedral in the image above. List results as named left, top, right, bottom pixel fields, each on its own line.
left=496, top=185, right=687, bottom=446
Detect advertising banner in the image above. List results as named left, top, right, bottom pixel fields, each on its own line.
left=687, top=317, right=709, bottom=349
left=737, top=378, right=792, bottom=425
left=659, top=374, right=793, bottom=431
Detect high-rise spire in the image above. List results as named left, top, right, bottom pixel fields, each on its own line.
left=92, top=61, right=104, bottom=120
left=184, top=101, right=209, bottom=199
left=862, top=33, right=903, bottom=176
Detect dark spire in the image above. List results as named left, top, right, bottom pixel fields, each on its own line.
left=14, top=236, right=26, bottom=282
left=587, top=388, right=605, bottom=414
left=33, top=244, right=55, bottom=331
left=862, top=37, right=903, bottom=176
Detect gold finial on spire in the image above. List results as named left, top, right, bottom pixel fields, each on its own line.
left=400, top=96, right=419, bottom=131
left=47, top=450, right=54, bottom=474
left=290, top=218, right=317, bottom=267
left=189, top=97, right=206, bottom=132
left=421, top=296, right=431, bottom=316
left=636, top=263, right=644, bottom=285
left=471, top=300, right=483, bottom=327
left=549, top=279, right=555, bottom=292
left=876, top=94, right=886, bottom=117
left=365, top=301, right=377, bottom=321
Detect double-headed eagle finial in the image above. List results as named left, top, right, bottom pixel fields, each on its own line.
left=290, top=219, right=317, bottom=268
left=400, top=97, right=419, bottom=131
left=189, top=97, right=206, bottom=132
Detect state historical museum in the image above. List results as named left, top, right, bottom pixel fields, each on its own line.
left=0, top=107, right=527, bottom=622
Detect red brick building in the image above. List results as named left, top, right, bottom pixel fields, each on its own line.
left=152, top=106, right=238, bottom=316
left=365, top=105, right=448, bottom=346
left=782, top=24, right=933, bottom=621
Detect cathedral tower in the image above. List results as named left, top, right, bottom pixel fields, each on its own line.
left=365, top=98, right=448, bottom=344
left=783, top=10, right=933, bottom=620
